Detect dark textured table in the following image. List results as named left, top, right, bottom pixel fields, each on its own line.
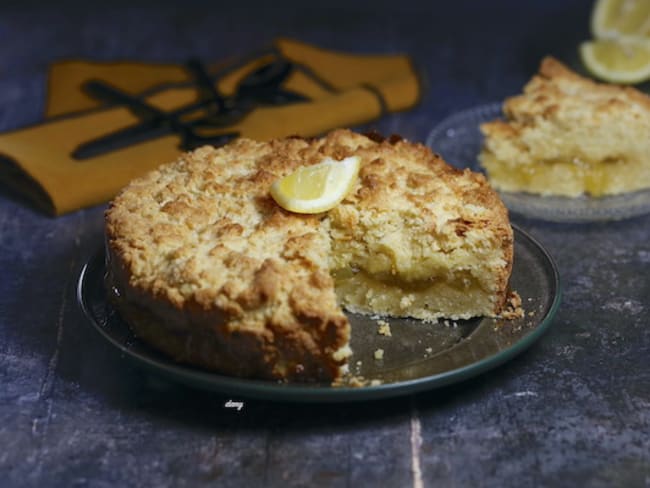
left=1, top=1, right=649, bottom=487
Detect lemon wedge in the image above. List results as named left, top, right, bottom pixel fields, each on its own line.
left=270, top=156, right=360, bottom=214
left=579, top=38, right=650, bottom=83
left=591, top=0, right=650, bottom=39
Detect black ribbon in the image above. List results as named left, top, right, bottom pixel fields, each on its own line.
left=72, top=56, right=310, bottom=160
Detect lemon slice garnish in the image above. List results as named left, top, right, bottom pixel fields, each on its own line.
left=270, top=156, right=360, bottom=214
left=591, top=0, right=650, bottom=40
left=579, top=38, right=650, bottom=83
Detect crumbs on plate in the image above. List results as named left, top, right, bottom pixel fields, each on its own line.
left=499, top=291, right=525, bottom=320
left=377, top=320, right=392, bottom=336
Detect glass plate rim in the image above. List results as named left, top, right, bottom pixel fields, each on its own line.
left=77, top=225, right=562, bottom=403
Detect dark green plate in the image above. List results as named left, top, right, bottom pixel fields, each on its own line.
left=77, top=225, right=561, bottom=402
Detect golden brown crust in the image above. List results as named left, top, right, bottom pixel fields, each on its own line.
left=504, top=56, right=650, bottom=119
left=537, top=57, right=650, bottom=111
left=106, top=129, right=513, bottom=382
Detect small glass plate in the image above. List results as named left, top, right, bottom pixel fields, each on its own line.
left=426, top=103, right=650, bottom=222
left=77, top=226, right=561, bottom=403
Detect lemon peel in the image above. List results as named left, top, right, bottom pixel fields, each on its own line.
left=591, top=0, right=650, bottom=40
left=579, top=38, right=650, bottom=83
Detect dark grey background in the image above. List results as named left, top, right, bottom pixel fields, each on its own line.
left=1, top=1, right=648, bottom=487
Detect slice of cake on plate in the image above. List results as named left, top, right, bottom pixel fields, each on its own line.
left=105, top=129, right=513, bottom=382
left=479, top=56, right=650, bottom=197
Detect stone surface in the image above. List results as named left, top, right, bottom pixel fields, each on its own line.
left=1, top=1, right=649, bottom=487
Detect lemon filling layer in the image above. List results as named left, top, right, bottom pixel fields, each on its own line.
left=481, top=152, right=650, bottom=197
left=332, top=268, right=496, bottom=321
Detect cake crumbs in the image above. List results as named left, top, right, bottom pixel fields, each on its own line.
left=332, top=375, right=367, bottom=388
left=377, top=320, right=392, bottom=336
left=374, top=348, right=384, bottom=360
left=333, top=375, right=383, bottom=388
left=499, top=290, right=525, bottom=320
left=441, top=319, right=459, bottom=328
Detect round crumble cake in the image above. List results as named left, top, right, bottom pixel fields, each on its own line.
left=105, top=129, right=513, bottom=382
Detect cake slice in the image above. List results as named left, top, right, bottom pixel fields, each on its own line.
left=479, top=56, right=650, bottom=197
left=105, top=130, right=513, bottom=382
left=327, top=133, right=512, bottom=323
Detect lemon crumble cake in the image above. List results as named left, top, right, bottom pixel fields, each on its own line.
left=479, top=56, right=650, bottom=197
left=105, top=129, right=513, bottom=382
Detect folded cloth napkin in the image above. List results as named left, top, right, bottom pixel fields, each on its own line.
left=0, top=38, right=421, bottom=215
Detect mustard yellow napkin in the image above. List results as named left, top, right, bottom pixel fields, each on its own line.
left=0, top=38, right=421, bottom=215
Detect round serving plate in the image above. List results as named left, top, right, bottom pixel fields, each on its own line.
left=77, top=225, right=561, bottom=403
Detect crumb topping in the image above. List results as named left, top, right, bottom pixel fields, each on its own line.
left=105, top=129, right=514, bottom=382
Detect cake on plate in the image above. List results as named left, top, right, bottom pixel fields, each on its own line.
left=105, top=129, right=513, bottom=382
left=479, top=56, right=650, bottom=197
